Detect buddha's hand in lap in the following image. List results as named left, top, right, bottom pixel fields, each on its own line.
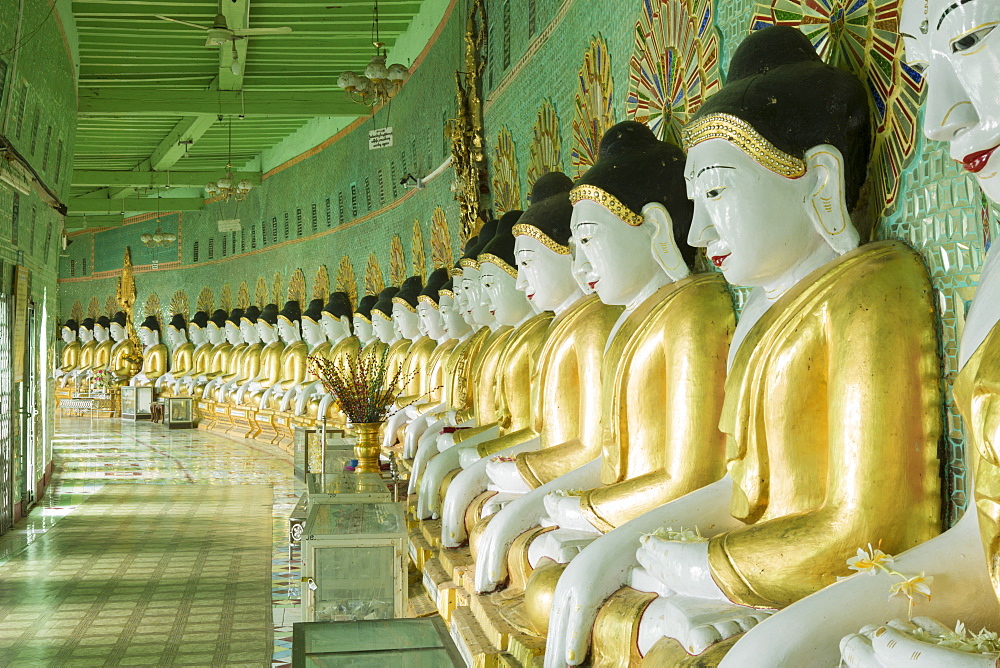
left=638, top=594, right=771, bottom=656
left=485, top=458, right=532, bottom=494
left=542, top=491, right=598, bottom=532
left=437, top=432, right=456, bottom=452
left=841, top=618, right=1000, bottom=667
left=458, top=446, right=480, bottom=469
left=635, top=535, right=730, bottom=601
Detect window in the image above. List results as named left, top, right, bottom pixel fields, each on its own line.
left=30, top=206, right=36, bottom=250
left=81, top=257, right=87, bottom=274
left=11, top=192, right=18, bottom=246
left=44, top=222, right=52, bottom=262
left=55, top=140, right=63, bottom=183
left=41, top=126, right=52, bottom=170
left=251, top=224, right=257, bottom=249
left=378, top=170, right=385, bottom=205
left=30, top=113, right=40, bottom=154
left=296, top=208, right=303, bottom=236
left=240, top=230, right=245, bottom=253
left=528, top=0, right=537, bottom=37
left=283, top=213, right=289, bottom=239
left=338, top=192, right=345, bottom=224
left=311, top=203, right=318, bottom=232
left=390, top=161, right=398, bottom=199
left=350, top=183, right=358, bottom=217
left=272, top=217, right=278, bottom=243
left=325, top=197, right=332, bottom=227
left=193, top=242, right=200, bottom=262
left=502, top=1, right=512, bottom=70
left=208, top=238, right=215, bottom=260
left=70, top=259, right=75, bottom=276
left=221, top=235, right=227, bottom=257
left=16, top=83, right=27, bottom=139
left=364, top=178, right=372, bottom=211
left=400, top=148, right=407, bottom=175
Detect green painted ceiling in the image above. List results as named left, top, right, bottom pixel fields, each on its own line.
left=68, top=0, right=436, bottom=228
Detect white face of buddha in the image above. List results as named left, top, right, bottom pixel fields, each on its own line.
left=206, top=322, right=226, bottom=345
left=322, top=313, right=350, bottom=341
left=167, top=326, right=187, bottom=347
left=352, top=315, right=373, bottom=342
left=110, top=323, right=125, bottom=342
left=190, top=324, right=208, bottom=346
left=902, top=0, right=1000, bottom=201
left=78, top=327, right=94, bottom=344
left=481, top=263, right=530, bottom=326
left=462, top=267, right=493, bottom=325
left=568, top=238, right=595, bottom=295
left=685, top=139, right=829, bottom=288
left=301, top=319, right=325, bottom=346
left=256, top=321, right=278, bottom=344
left=240, top=320, right=261, bottom=344
left=94, top=325, right=109, bottom=342
left=372, top=312, right=395, bottom=343
left=394, top=308, right=421, bottom=340
left=61, top=327, right=76, bottom=344
left=440, top=295, right=468, bottom=337
left=514, top=236, right=580, bottom=312
left=418, top=302, right=446, bottom=339
left=570, top=199, right=664, bottom=306
left=139, top=328, right=155, bottom=347
left=224, top=322, right=242, bottom=345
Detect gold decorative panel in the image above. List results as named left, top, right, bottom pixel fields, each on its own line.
left=236, top=281, right=251, bottom=310
left=389, top=235, right=406, bottom=286
left=571, top=34, right=615, bottom=177
left=86, top=297, right=100, bottom=319
left=219, top=284, right=233, bottom=311
left=254, top=277, right=269, bottom=307
left=287, top=269, right=306, bottom=305
left=411, top=220, right=427, bottom=281
left=168, top=290, right=190, bottom=317
left=431, top=207, right=453, bottom=269
left=364, top=254, right=384, bottom=297
left=527, top=100, right=562, bottom=192
left=104, top=295, right=118, bottom=317
left=70, top=300, right=83, bottom=323
left=143, top=292, right=161, bottom=321
left=271, top=273, right=283, bottom=306
left=492, top=126, right=521, bottom=215
left=313, top=265, right=330, bottom=300
left=195, top=287, right=214, bottom=313
left=336, top=257, right=358, bottom=310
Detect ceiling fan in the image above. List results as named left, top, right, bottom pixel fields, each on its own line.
left=154, top=2, right=293, bottom=48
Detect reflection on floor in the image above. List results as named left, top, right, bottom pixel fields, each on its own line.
left=0, top=417, right=305, bottom=667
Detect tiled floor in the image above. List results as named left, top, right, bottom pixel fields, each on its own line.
left=0, top=417, right=306, bottom=667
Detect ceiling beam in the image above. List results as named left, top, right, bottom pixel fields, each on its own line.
left=78, top=88, right=363, bottom=116
left=67, top=196, right=206, bottom=214
left=73, top=170, right=261, bottom=188
left=64, top=215, right=127, bottom=230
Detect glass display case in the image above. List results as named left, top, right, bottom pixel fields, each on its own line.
left=164, top=396, right=194, bottom=428
left=301, top=501, right=407, bottom=622
left=120, top=385, right=154, bottom=420
left=293, top=427, right=355, bottom=480
left=291, top=617, right=464, bottom=667
left=306, top=472, right=390, bottom=504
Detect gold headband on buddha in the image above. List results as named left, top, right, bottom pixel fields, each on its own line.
left=277, top=314, right=299, bottom=326
left=438, top=288, right=455, bottom=298
left=417, top=294, right=440, bottom=309
left=391, top=297, right=417, bottom=313
left=568, top=185, right=644, bottom=226
left=681, top=113, right=807, bottom=179
left=478, top=252, right=518, bottom=279
left=512, top=223, right=570, bottom=255
left=459, top=257, right=480, bottom=270
left=449, top=266, right=463, bottom=277
left=354, top=312, right=372, bottom=324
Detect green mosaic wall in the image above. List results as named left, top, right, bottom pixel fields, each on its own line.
left=57, top=0, right=1000, bottom=524
left=1, top=0, right=78, bottom=509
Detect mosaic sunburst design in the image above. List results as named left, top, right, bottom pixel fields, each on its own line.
left=527, top=101, right=563, bottom=192
left=571, top=34, right=616, bottom=177
left=626, top=0, right=722, bottom=147
left=236, top=281, right=251, bottom=310
left=312, top=266, right=330, bottom=300
left=492, top=126, right=521, bottom=215
left=286, top=269, right=306, bottom=306
left=86, top=297, right=100, bottom=319
left=271, top=273, right=283, bottom=306
left=364, top=254, right=384, bottom=297
left=411, top=220, right=427, bottom=281
left=336, top=256, right=358, bottom=310
left=143, top=292, right=162, bottom=321
left=168, top=290, right=190, bottom=318
left=750, top=0, right=924, bottom=217
left=104, top=295, right=118, bottom=317
left=389, top=235, right=406, bottom=286
left=431, top=207, right=453, bottom=269
left=254, top=277, right=269, bottom=308
left=70, top=300, right=83, bottom=324
left=219, top=284, right=233, bottom=312
left=196, top=287, right=214, bottom=313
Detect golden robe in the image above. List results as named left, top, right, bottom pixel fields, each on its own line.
left=60, top=340, right=81, bottom=373
left=515, top=295, right=624, bottom=487
left=452, top=325, right=514, bottom=440
left=955, top=321, right=1000, bottom=601
left=135, top=344, right=168, bottom=384
left=109, top=339, right=133, bottom=379
left=708, top=241, right=942, bottom=608
left=399, top=335, right=437, bottom=399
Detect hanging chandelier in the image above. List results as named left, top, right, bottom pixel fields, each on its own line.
left=205, top=117, right=253, bottom=201
left=336, top=0, right=409, bottom=107
left=140, top=226, right=176, bottom=248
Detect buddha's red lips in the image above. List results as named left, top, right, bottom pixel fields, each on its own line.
left=711, top=254, right=730, bottom=268
left=962, top=146, right=999, bottom=174
left=527, top=293, right=535, bottom=300
left=588, top=281, right=598, bottom=289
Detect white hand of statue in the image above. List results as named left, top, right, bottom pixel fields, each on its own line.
left=635, top=535, right=728, bottom=601
left=485, top=459, right=532, bottom=494
left=458, top=446, right=480, bottom=469
left=542, top=492, right=596, bottom=532
left=638, top=594, right=770, bottom=657
left=841, top=618, right=999, bottom=667
left=437, top=432, right=456, bottom=452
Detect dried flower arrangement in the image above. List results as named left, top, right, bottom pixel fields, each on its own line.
left=307, top=349, right=413, bottom=424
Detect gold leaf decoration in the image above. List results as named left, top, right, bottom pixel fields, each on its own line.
left=87, top=297, right=101, bottom=319
left=287, top=269, right=306, bottom=305
left=626, top=0, right=722, bottom=147
left=168, top=290, right=190, bottom=317
left=195, top=287, right=214, bottom=313
left=364, top=254, right=384, bottom=297
left=430, top=207, right=453, bottom=269
left=336, top=256, right=358, bottom=310
left=143, top=292, right=162, bottom=320
left=104, top=295, right=118, bottom=317
left=70, top=300, right=84, bottom=323
left=254, top=277, right=269, bottom=307
left=492, top=126, right=521, bottom=215
left=527, top=100, right=563, bottom=191
left=389, top=235, right=406, bottom=285
left=313, top=265, right=330, bottom=300
left=272, top=273, right=283, bottom=305
left=236, top=281, right=250, bottom=309
left=219, top=284, right=233, bottom=311
left=411, top=219, right=427, bottom=281
left=571, top=34, right=615, bottom=177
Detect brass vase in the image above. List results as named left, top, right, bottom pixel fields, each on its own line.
left=352, top=422, right=384, bottom=474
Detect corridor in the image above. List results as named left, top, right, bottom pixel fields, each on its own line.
left=0, top=418, right=303, bottom=667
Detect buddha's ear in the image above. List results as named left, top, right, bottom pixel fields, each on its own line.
left=803, top=145, right=860, bottom=256
left=642, top=202, right=691, bottom=282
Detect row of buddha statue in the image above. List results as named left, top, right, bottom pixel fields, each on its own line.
left=380, top=17, right=998, bottom=667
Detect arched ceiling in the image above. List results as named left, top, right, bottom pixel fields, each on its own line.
left=67, top=0, right=435, bottom=229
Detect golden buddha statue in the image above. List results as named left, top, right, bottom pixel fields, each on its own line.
left=107, top=312, right=135, bottom=381
left=370, top=286, right=409, bottom=393
left=174, top=311, right=211, bottom=395
left=205, top=308, right=253, bottom=399
left=282, top=299, right=329, bottom=414
left=308, top=293, right=363, bottom=421
left=541, top=28, right=943, bottom=666
left=130, top=315, right=168, bottom=387
left=56, top=319, right=82, bottom=386
left=381, top=275, right=430, bottom=449
left=262, top=301, right=308, bottom=410
left=217, top=307, right=263, bottom=403
left=87, top=316, right=114, bottom=382
left=235, top=304, right=286, bottom=406
left=156, top=314, right=195, bottom=397
left=68, top=318, right=97, bottom=388
left=189, top=309, right=234, bottom=397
